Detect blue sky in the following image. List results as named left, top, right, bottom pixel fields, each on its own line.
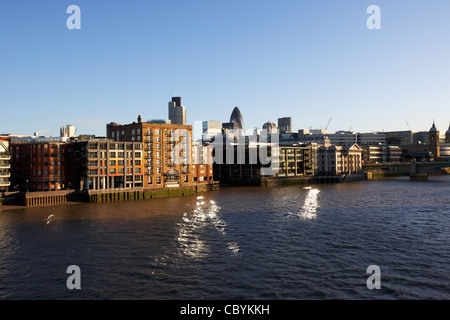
left=1, top=0, right=450, bottom=136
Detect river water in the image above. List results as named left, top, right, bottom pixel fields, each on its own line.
left=0, top=176, right=449, bottom=299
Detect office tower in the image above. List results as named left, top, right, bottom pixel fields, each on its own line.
left=168, top=96, right=186, bottom=125
left=278, top=117, right=292, bottom=133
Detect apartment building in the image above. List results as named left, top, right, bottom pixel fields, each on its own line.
left=0, top=136, right=11, bottom=192
left=107, top=115, right=212, bottom=189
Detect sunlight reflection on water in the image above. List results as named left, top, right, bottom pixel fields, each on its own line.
left=177, top=197, right=240, bottom=258
left=300, top=188, right=320, bottom=220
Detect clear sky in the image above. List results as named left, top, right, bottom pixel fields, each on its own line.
left=1, top=0, right=450, bottom=137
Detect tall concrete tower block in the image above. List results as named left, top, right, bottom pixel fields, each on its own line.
left=168, top=96, right=186, bottom=125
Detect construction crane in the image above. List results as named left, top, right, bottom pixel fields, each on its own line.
left=325, top=118, right=332, bottom=131
left=34, top=129, right=50, bottom=137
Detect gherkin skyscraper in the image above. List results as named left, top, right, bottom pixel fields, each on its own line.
left=229, top=106, right=244, bottom=131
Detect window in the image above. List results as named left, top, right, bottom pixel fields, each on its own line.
left=155, top=129, right=160, bottom=135
left=156, top=167, right=161, bottom=174
left=135, top=160, right=141, bottom=166
left=156, top=152, right=160, bottom=158
left=111, top=131, right=115, bottom=138
left=156, top=137, right=161, bottom=143
left=135, top=152, right=141, bottom=158
left=148, top=176, right=152, bottom=183
left=121, top=130, right=125, bottom=135
left=137, top=129, right=141, bottom=135
left=135, top=168, right=141, bottom=174
left=132, top=129, right=135, bottom=135
left=156, top=176, right=161, bottom=184
left=109, top=152, right=116, bottom=158
left=109, top=160, right=116, bottom=166
left=110, top=168, right=116, bottom=174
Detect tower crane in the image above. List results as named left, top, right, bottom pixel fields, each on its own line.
left=325, top=118, right=332, bottom=131
left=34, top=129, right=50, bottom=136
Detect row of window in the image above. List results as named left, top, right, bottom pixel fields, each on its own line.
left=87, top=168, right=142, bottom=175
left=111, top=128, right=142, bottom=137
left=145, top=175, right=211, bottom=184
left=87, top=160, right=142, bottom=167
left=15, top=153, right=62, bottom=159
left=87, top=151, right=142, bottom=159
left=32, top=170, right=63, bottom=176
left=15, top=144, right=62, bottom=150
left=87, top=143, right=142, bottom=151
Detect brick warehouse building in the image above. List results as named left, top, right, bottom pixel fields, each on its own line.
left=10, top=137, right=144, bottom=192
left=10, top=137, right=69, bottom=191
left=107, top=115, right=213, bottom=189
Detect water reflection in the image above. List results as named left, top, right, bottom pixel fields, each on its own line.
left=300, top=188, right=320, bottom=220
left=177, top=196, right=240, bottom=258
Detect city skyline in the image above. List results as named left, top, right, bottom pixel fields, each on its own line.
left=1, top=1, right=450, bottom=136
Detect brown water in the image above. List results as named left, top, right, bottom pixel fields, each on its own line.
left=1, top=176, right=449, bottom=299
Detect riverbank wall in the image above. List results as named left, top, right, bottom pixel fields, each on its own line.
left=1, top=182, right=219, bottom=208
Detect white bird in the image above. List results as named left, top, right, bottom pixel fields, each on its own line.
left=46, top=214, right=55, bottom=224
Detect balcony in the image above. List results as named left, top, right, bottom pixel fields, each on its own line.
left=0, top=152, right=10, bottom=161
left=0, top=163, right=10, bottom=169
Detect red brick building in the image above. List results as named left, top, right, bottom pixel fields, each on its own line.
left=10, top=137, right=144, bottom=192
left=107, top=115, right=213, bottom=189
left=10, top=138, right=68, bottom=191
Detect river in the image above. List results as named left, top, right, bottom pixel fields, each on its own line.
left=1, top=176, right=449, bottom=299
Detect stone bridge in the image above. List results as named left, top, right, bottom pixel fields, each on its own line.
left=362, top=160, right=450, bottom=180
